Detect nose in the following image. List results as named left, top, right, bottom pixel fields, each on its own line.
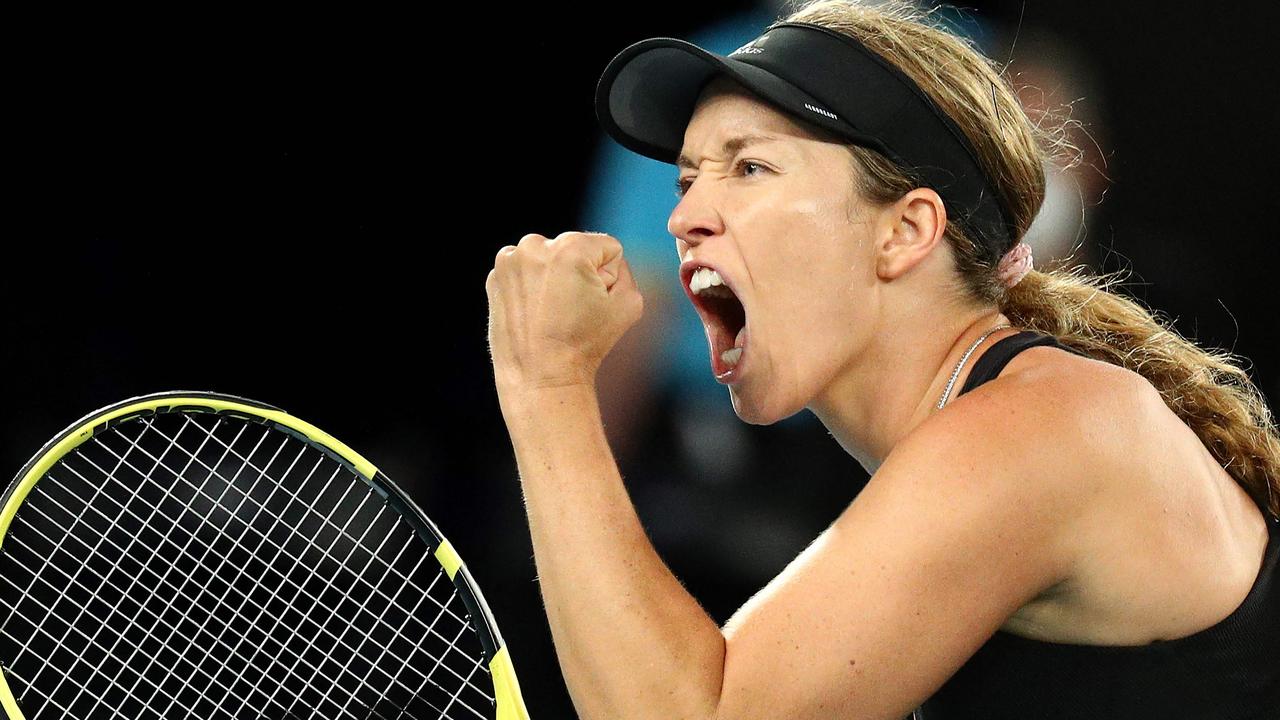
left=667, top=179, right=724, bottom=250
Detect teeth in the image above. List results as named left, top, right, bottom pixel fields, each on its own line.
left=690, top=267, right=729, bottom=295
left=689, top=265, right=747, bottom=372
left=721, top=327, right=747, bottom=368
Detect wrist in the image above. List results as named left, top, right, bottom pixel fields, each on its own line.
left=497, top=379, right=599, bottom=425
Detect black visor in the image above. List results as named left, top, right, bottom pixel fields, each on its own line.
left=594, top=21, right=1016, bottom=259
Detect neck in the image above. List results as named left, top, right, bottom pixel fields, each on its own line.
left=808, top=308, right=1016, bottom=475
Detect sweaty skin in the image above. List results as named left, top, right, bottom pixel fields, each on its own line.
left=486, top=72, right=1033, bottom=719
left=670, top=75, right=1015, bottom=474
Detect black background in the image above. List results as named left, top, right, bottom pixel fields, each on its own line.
left=7, top=2, right=1277, bottom=717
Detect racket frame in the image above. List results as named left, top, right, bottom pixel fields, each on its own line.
left=0, top=391, right=530, bottom=720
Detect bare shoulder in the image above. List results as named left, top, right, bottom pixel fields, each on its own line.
left=948, top=342, right=1270, bottom=644
left=914, top=347, right=1156, bottom=607
left=709, top=359, right=1108, bottom=718
left=999, top=337, right=1154, bottom=423
left=928, top=341, right=1143, bottom=495
left=955, top=339, right=1159, bottom=479
left=707, top=346, right=1248, bottom=718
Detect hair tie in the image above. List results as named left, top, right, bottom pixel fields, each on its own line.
left=997, top=242, right=1033, bottom=289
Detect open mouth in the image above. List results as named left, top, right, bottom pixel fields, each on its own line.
left=692, top=283, right=748, bottom=379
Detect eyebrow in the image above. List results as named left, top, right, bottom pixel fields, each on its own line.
left=676, top=134, right=780, bottom=170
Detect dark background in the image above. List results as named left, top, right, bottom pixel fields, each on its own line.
left=7, top=2, right=1277, bottom=717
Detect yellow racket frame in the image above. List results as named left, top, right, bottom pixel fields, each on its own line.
left=0, top=392, right=531, bottom=720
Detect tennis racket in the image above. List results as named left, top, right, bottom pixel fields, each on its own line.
left=0, top=391, right=531, bottom=720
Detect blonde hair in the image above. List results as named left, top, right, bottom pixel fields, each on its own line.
left=775, top=0, right=1279, bottom=520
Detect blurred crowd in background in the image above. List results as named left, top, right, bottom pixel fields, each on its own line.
left=5, top=1, right=1274, bottom=716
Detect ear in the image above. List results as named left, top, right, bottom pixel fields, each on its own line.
left=874, top=187, right=948, bottom=281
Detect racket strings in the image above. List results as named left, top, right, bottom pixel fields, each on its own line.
left=95, top=417, right=486, bottom=692
left=22, top=412, right=494, bottom=712
left=8, top=432, right=184, bottom=718
left=3, top=456, right=455, bottom=712
left=122, top=415, right=490, bottom=718
left=72, top=414, right=254, bottom=716
left=148, top=416, right=475, bottom=631
left=0, top=559, right=226, bottom=720
left=0, top=412, right=496, bottom=719
left=95, top=421, right=432, bottom=718
left=83, top=427, right=444, bottom=709
left=2, top=525, right=465, bottom=720
left=1, top=523, right=459, bottom=720
left=63, top=426, right=447, bottom=709
left=5, top=480, right=436, bottom=718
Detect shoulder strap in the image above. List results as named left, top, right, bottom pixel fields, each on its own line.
left=957, top=330, right=1081, bottom=397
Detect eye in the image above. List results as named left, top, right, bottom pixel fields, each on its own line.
left=675, top=159, right=769, bottom=198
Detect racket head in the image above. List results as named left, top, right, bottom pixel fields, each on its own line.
left=0, top=391, right=530, bottom=720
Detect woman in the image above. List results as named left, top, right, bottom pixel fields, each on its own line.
left=484, top=1, right=1279, bottom=717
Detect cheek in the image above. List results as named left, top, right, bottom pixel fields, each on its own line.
left=748, top=191, right=864, bottom=327
left=779, top=196, right=866, bottom=290
left=767, top=270, right=857, bottom=352
left=738, top=194, right=864, bottom=392
left=786, top=194, right=862, bottom=253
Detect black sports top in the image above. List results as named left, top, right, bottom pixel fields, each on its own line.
left=916, top=330, right=1280, bottom=719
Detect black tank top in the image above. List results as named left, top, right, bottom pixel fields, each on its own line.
left=916, top=330, right=1280, bottom=719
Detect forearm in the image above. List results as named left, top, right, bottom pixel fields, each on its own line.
left=499, top=383, right=724, bottom=720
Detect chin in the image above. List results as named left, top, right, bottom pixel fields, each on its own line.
left=729, top=382, right=809, bottom=426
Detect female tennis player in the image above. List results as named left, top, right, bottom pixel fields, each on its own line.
left=484, top=1, right=1279, bottom=718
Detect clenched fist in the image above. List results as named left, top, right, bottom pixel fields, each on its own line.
left=485, top=231, right=645, bottom=394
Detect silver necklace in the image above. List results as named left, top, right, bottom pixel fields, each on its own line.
left=935, top=323, right=1013, bottom=410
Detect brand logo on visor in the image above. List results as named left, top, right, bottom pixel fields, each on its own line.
left=804, top=103, right=837, bottom=120
left=729, top=42, right=762, bottom=55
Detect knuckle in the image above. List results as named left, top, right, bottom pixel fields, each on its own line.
left=550, top=233, right=588, bottom=252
